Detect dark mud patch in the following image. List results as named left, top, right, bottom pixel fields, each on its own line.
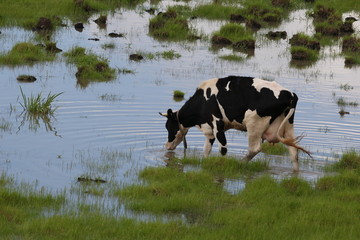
left=129, top=54, right=144, bottom=61
left=17, top=75, right=37, bottom=82
left=266, top=31, right=287, bottom=40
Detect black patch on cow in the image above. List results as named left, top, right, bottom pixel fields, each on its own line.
left=176, top=76, right=297, bottom=131
left=220, top=147, right=227, bottom=155
left=206, top=87, right=211, bottom=99
left=178, top=88, right=222, bottom=128
left=216, top=76, right=296, bottom=124
left=209, top=138, right=215, bottom=145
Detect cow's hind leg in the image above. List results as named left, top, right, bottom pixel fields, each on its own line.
left=242, top=111, right=269, bottom=162
left=243, top=132, right=262, bottom=162
left=284, top=122, right=299, bottom=171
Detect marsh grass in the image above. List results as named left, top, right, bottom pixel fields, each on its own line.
left=19, top=87, right=62, bottom=116
left=173, top=90, right=185, bottom=98
left=219, top=54, right=245, bottom=62
left=64, top=47, right=116, bottom=86
left=0, top=0, right=147, bottom=28
left=3, top=152, right=360, bottom=238
left=192, top=4, right=242, bottom=20
left=213, top=23, right=253, bottom=44
left=134, top=50, right=181, bottom=61
left=114, top=151, right=360, bottom=239
left=290, top=46, right=319, bottom=61
left=149, top=9, right=198, bottom=41
left=0, top=42, right=55, bottom=66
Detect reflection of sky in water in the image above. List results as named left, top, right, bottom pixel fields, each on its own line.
left=0, top=7, right=359, bottom=195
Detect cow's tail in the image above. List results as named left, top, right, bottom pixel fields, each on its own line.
left=277, top=108, right=312, bottom=158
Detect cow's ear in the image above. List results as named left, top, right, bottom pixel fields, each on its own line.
left=167, top=109, right=177, bottom=120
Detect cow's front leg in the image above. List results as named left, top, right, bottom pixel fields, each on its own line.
left=216, top=131, right=227, bottom=155
left=213, top=119, right=227, bottom=155
left=204, top=136, right=215, bottom=157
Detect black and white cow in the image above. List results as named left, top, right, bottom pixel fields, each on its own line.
left=160, top=76, right=310, bottom=171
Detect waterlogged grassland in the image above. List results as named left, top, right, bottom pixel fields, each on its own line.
left=2, top=153, right=360, bottom=239
left=0, top=0, right=146, bottom=28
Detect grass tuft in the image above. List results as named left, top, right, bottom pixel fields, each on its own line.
left=149, top=9, right=198, bottom=41
left=19, top=87, right=63, bottom=115
left=64, top=47, right=116, bottom=87
left=0, top=42, right=55, bottom=66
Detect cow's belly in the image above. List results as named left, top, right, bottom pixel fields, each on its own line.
left=224, top=120, right=247, bottom=132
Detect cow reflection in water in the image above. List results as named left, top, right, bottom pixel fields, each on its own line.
left=160, top=76, right=310, bottom=172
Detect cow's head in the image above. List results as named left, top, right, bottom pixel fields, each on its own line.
left=159, top=109, right=187, bottom=150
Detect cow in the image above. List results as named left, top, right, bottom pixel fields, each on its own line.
left=160, top=76, right=310, bottom=172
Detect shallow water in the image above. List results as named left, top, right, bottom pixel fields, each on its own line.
left=0, top=3, right=360, bottom=199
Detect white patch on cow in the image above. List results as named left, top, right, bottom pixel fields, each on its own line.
left=198, top=78, right=219, bottom=100
left=197, top=123, right=213, bottom=136
left=225, top=81, right=231, bottom=91
left=252, top=78, right=288, bottom=99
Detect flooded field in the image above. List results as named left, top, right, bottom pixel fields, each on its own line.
left=0, top=0, right=360, bottom=200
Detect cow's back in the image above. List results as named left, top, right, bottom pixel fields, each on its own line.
left=198, top=76, right=296, bottom=125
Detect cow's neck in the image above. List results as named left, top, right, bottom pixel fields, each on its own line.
left=177, top=94, right=204, bottom=128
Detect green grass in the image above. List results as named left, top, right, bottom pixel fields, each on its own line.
left=19, top=87, right=63, bottom=115
left=161, top=50, right=181, bottom=60
left=64, top=47, right=116, bottom=87
left=0, top=42, right=55, bottom=66
left=213, top=23, right=254, bottom=43
left=173, top=90, right=185, bottom=98
left=0, top=173, right=65, bottom=237
left=261, top=142, right=288, bottom=155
